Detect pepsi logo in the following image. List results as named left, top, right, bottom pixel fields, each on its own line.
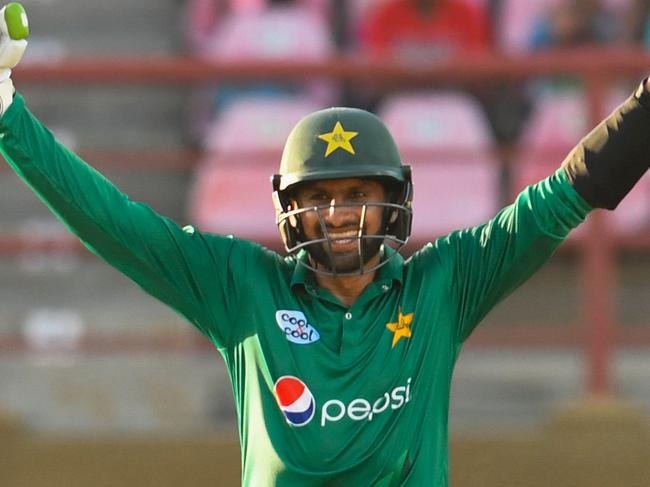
left=274, top=376, right=315, bottom=427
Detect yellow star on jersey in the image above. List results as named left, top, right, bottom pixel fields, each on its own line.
left=386, top=308, right=414, bottom=348
left=318, top=121, right=359, bottom=157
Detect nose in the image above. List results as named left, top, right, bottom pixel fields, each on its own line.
left=321, top=198, right=358, bottom=227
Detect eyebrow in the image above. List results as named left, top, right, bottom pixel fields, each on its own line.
left=303, top=181, right=377, bottom=192
left=295, top=179, right=386, bottom=202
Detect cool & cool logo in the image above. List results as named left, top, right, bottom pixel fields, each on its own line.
left=275, top=310, right=320, bottom=344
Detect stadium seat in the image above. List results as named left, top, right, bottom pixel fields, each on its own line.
left=188, top=158, right=280, bottom=243
left=199, top=5, right=332, bottom=60
left=513, top=90, right=592, bottom=194
left=202, top=96, right=323, bottom=153
left=227, top=0, right=328, bottom=14
left=378, top=91, right=501, bottom=239
left=189, top=3, right=336, bottom=138
left=229, top=0, right=266, bottom=13
left=190, top=96, right=322, bottom=242
left=513, top=87, right=650, bottom=236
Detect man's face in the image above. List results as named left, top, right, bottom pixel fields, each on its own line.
left=291, top=178, right=388, bottom=274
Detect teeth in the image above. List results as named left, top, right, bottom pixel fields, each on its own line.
left=330, top=232, right=358, bottom=247
left=329, top=231, right=358, bottom=238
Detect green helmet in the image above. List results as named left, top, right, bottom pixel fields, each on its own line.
left=272, top=107, right=413, bottom=275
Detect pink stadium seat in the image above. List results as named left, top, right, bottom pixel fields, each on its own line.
left=229, top=0, right=266, bottom=13
left=378, top=91, right=500, bottom=238
left=202, top=96, right=322, bottom=153
left=405, top=160, right=498, bottom=238
left=229, top=0, right=326, bottom=14
left=379, top=91, right=495, bottom=151
left=200, top=6, right=332, bottom=60
left=513, top=91, right=591, bottom=194
left=191, top=96, right=322, bottom=241
left=188, top=157, right=280, bottom=243
left=514, top=87, right=650, bottom=236
left=195, top=5, right=336, bottom=110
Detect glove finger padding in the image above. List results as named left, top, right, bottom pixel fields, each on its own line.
left=0, top=3, right=27, bottom=115
left=0, top=75, right=13, bottom=113
left=0, top=3, right=28, bottom=78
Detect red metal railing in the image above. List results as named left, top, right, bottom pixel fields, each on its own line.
left=5, top=48, right=650, bottom=396
left=11, top=48, right=650, bottom=84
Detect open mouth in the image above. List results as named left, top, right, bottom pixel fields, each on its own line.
left=327, top=230, right=360, bottom=250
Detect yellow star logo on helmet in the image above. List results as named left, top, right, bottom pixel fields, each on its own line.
left=317, top=121, right=359, bottom=157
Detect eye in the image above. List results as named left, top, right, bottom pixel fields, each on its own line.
left=349, top=191, right=367, bottom=200
left=305, top=192, right=329, bottom=204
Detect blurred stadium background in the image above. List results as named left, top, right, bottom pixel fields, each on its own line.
left=3, top=0, right=650, bottom=485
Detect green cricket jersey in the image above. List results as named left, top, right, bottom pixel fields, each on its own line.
left=0, top=94, right=591, bottom=486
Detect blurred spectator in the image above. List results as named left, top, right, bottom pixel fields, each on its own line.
left=529, top=0, right=619, bottom=51
left=622, top=0, right=650, bottom=47
left=354, top=0, right=509, bottom=140
left=359, top=0, right=492, bottom=61
left=525, top=0, right=624, bottom=103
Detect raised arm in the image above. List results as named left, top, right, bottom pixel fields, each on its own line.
left=562, top=78, right=650, bottom=210
left=0, top=4, right=264, bottom=349
left=426, top=78, right=650, bottom=344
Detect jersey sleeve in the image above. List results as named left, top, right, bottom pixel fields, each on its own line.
left=0, top=93, right=262, bottom=350
left=433, top=168, right=591, bottom=343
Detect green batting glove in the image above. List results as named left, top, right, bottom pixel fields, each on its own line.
left=0, top=2, right=28, bottom=114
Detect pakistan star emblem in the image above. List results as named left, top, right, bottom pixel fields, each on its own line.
left=386, top=308, right=414, bottom=348
left=318, top=121, right=359, bottom=157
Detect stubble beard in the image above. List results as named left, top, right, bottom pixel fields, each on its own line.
left=307, top=237, right=383, bottom=274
